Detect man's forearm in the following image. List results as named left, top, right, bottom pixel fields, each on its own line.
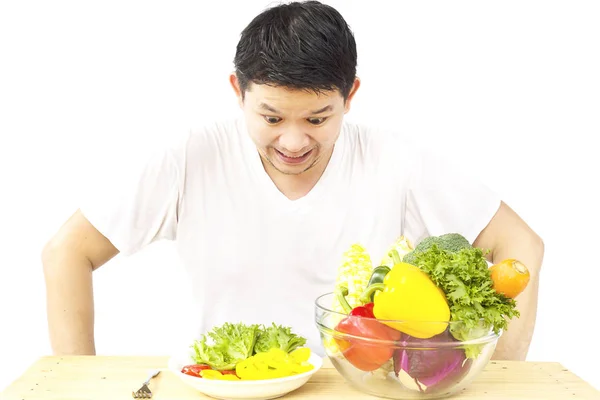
left=42, top=249, right=96, bottom=355
left=490, top=236, right=544, bottom=361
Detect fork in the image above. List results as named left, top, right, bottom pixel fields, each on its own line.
left=132, top=369, right=161, bottom=398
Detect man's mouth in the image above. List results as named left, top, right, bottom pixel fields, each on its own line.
left=275, top=149, right=313, bottom=165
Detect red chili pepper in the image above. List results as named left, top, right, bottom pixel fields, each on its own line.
left=333, top=286, right=402, bottom=372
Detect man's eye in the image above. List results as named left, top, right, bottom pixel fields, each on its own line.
left=307, top=117, right=327, bottom=125
left=264, top=116, right=282, bottom=124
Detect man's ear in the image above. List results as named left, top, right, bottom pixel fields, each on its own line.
left=229, top=73, right=244, bottom=108
left=344, top=77, right=361, bottom=113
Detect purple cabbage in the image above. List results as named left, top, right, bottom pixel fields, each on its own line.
left=393, top=329, right=473, bottom=393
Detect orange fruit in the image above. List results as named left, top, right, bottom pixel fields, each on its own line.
left=489, top=259, right=530, bottom=298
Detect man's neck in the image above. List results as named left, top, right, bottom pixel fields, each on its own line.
left=262, top=149, right=334, bottom=201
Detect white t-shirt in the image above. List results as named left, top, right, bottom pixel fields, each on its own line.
left=81, top=117, right=501, bottom=354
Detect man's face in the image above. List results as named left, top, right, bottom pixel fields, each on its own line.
left=230, top=75, right=360, bottom=176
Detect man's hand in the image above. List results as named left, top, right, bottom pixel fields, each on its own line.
left=41, top=209, right=119, bottom=355
left=473, top=201, right=545, bottom=361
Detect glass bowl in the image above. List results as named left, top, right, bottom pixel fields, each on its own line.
left=314, top=292, right=501, bottom=399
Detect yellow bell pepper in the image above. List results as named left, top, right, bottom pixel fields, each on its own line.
left=361, top=262, right=450, bottom=339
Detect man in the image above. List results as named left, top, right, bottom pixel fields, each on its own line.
left=41, top=1, right=544, bottom=360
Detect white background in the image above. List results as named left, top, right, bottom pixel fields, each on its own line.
left=1, top=0, right=599, bottom=393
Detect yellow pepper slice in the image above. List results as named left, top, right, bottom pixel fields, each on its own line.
left=200, top=369, right=241, bottom=380
left=235, top=348, right=314, bottom=380
left=290, top=347, right=311, bottom=363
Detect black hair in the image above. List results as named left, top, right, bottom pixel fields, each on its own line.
left=233, top=1, right=357, bottom=100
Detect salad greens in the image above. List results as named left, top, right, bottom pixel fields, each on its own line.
left=191, top=322, right=307, bottom=370
left=254, top=322, right=308, bottom=354
left=410, top=243, right=520, bottom=357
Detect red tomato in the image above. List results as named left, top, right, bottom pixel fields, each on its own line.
left=181, top=364, right=211, bottom=377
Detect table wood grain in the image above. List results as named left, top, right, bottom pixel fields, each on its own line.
left=1, top=356, right=599, bottom=399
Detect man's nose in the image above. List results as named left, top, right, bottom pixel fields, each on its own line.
left=278, top=126, right=310, bottom=153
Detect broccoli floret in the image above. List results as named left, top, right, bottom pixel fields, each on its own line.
left=403, top=233, right=472, bottom=265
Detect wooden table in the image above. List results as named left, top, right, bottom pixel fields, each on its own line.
left=1, top=356, right=599, bottom=399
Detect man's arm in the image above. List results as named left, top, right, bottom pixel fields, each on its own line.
left=41, top=209, right=119, bottom=355
left=473, top=201, right=545, bottom=361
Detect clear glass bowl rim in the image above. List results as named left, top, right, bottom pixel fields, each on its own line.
left=315, top=292, right=502, bottom=348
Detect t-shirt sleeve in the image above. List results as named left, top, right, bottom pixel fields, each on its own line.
left=403, top=145, right=502, bottom=246
left=79, top=144, right=181, bottom=256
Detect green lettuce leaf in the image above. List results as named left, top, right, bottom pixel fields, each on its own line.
left=191, top=322, right=260, bottom=370
left=411, top=245, right=520, bottom=358
left=254, top=322, right=307, bottom=354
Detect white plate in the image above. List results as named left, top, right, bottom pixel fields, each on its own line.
left=167, top=351, right=323, bottom=400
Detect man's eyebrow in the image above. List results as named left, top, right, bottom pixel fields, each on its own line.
left=310, top=105, right=333, bottom=114
left=258, top=102, right=280, bottom=113
left=258, top=103, right=334, bottom=115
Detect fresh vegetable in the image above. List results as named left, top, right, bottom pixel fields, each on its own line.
left=360, top=257, right=451, bottom=339
left=379, top=235, right=414, bottom=268
left=235, top=348, right=314, bottom=380
left=334, top=286, right=376, bottom=318
left=348, top=301, right=375, bottom=318
left=325, top=243, right=375, bottom=355
left=393, top=329, right=472, bottom=394
left=409, top=242, right=520, bottom=357
left=489, top=258, right=530, bottom=298
left=365, top=265, right=390, bottom=302
left=254, top=322, right=307, bottom=354
left=331, top=243, right=374, bottom=313
left=403, top=233, right=471, bottom=265
left=192, top=322, right=260, bottom=371
left=181, top=364, right=212, bottom=377
left=333, top=285, right=402, bottom=371
left=190, top=322, right=310, bottom=378
left=201, top=369, right=241, bottom=380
